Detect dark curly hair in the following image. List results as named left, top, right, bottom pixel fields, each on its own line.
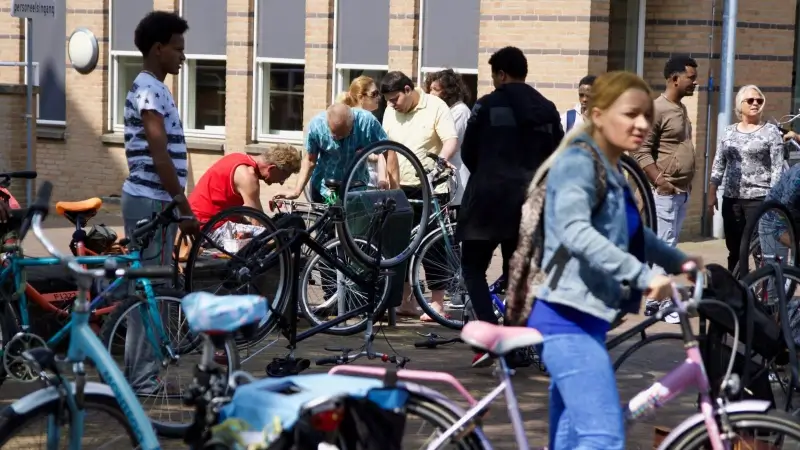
left=423, top=69, right=471, bottom=107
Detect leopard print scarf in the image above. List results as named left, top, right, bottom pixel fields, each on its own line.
left=505, top=140, right=607, bottom=326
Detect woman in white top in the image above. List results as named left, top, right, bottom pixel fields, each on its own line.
left=424, top=69, right=472, bottom=207
left=337, top=76, right=387, bottom=187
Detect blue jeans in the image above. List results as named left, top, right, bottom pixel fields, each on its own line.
left=539, top=333, right=624, bottom=450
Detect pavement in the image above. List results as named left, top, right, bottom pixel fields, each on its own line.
left=0, top=209, right=743, bottom=449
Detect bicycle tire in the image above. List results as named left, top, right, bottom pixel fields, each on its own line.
left=339, top=140, right=431, bottom=268
left=298, top=238, right=391, bottom=335
left=737, top=200, right=798, bottom=279
left=732, top=238, right=760, bottom=280
left=99, top=293, right=241, bottom=438
left=0, top=300, right=19, bottom=389
left=0, top=392, right=139, bottom=448
left=611, top=332, right=684, bottom=372
left=663, top=410, right=800, bottom=449
left=620, top=153, right=657, bottom=234
left=411, top=225, right=465, bottom=330
left=740, top=262, right=800, bottom=311
left=404, top=392, right=490, bottom=449
left=183, top=206, right=293, bottom=347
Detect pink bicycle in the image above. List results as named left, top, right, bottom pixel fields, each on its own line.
left=330, top=264, right=800, bottom=449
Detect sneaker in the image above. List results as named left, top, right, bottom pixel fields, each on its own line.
left=659, top=300, right=680, bottom=324
left=472, top=352, right=493, bottom=368
left=644, top=299, right=660, bottom=316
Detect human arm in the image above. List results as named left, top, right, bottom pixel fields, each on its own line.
left=549, top=147, right=661, bottom=290
left=434, top=104, right=459, bottom=163
left=276, top=130, right=319, bottom=200
left=233, top=165, right=267, bottom=225
left=707, top=127, right=729, bottom=204
left=461, top=101, right=486, bottom=173
left=138, top=89, right=192, bottom=216
left=769, top=126, right=787, bottom=188
left=632, top=112, right=671, bottom=193
left=642, top=227, right=689, bottom=273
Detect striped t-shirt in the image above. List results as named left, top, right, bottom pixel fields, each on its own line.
left=121, top=72, right=188, bottom=202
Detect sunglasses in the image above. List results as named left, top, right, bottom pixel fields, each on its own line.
left=366, top=90, right=380, bottom=99
left=744, top=98, right=764, bottom=106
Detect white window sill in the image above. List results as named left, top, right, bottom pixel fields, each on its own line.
left=100, top=132, right=225, bottom=152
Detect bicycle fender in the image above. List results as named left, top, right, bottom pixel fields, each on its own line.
left=10, top=381, right=115, bottom=415
left=655, top=399, right=772, bottom=450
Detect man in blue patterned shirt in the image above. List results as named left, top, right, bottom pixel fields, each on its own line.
left=274, top=103, right=388, bottom=203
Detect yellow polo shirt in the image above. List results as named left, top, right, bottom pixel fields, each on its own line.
left=382, top=89, right=458, bottom=191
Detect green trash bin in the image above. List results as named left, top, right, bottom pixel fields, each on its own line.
left=343, top=189, right=414, bottom=308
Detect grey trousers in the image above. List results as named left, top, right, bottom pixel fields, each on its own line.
left=121, top=191, right=178, bottom=392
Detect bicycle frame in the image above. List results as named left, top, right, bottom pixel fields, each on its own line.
left=21, top=214, right=163, bottom=450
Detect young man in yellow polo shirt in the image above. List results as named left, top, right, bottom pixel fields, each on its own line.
left=380, top=71, right=459, bottom=321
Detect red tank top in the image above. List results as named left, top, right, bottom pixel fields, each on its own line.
left=189, top=153, right=259, bottom=224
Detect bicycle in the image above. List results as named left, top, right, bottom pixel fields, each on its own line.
left=412, top=152, right=657, bottom=329
left=337, top=263, right=800, bottom=449
left=0, top=181, right=178, bottom=449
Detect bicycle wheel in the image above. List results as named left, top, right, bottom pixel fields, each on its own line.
left=339, top=140, right=431, bottom=268
left=663, top=410, right=800, bottom=449
left=299, top=238, right=391, bottom=335
left=411, top=225, right=466, bottom=330
left=99, top=293, right=240, bottom=438
left=183, top=206, right=292, bottom=348
left=402, top=392, right=490, bottom=449
left=740, top=259, right=800, bottom=315
left=620, top=153, right=657, bottom=234
left=611, top=332, right=684, bottom=372
left=0, top=392, right=139, bottom=448
left=736, top=200, right=798, bottom=281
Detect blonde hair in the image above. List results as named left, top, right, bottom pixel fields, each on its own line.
left=337, top=75, right=376, bottom=107
left=530, top=71, right=653, bottom=188
left=734, top=84, right=765, bottom=120
left=263, top=144, right=302, bottom=174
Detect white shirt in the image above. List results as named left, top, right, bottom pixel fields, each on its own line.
left=448, top=101, right=471, bottom=205
left=122, top=72, right=188, bottom=201
left=559, top=102, right=585, bottom=133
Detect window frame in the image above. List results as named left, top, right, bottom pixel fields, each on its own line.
left=178, top=55, right=227, bottom=138
left=23, top=20, right=62, bottom=127
left=254, top=59, right=306, bottom=143
left=606, top=0, right=646, bottom=75
left=109, top=51, right=142, bottom=132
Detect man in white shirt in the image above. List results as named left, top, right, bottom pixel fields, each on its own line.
left=560, top=75, right=595, bottom=133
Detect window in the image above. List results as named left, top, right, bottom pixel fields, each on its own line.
left=332, top=0, right=390, bottom=103
left=257, top=63, right=305, bottom=139
left=181, top=59, right=226, bottom=135
left=111, top=55, right=143, bottom=128
left=607, top=0, right=646, bottom=74
left=420, top=70, right=478, bottom=109
left=109, top=0, right=153, bottom=131
left=254, top=0, right=306, bottom=142
left=336, top=68, right=388, bottom=121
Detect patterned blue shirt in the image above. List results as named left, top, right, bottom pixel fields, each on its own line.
left=763, top=163, right=800, bottom=239
left=306, top=108, right=387, bottom=198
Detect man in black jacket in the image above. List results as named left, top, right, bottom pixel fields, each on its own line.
left=457, top=46, right=563, bottom=367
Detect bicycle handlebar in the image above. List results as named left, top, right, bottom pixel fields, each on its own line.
left=25, top=181, right=174, bottom=281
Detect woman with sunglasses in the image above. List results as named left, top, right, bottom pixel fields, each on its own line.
left=338, top=76, right=387, bottom=188
left=709, top=84, right=786, bottom=271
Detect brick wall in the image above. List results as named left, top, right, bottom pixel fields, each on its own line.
left=0, top=0, right=795, bottom=236
left=0, top=85, right=37, bottom=202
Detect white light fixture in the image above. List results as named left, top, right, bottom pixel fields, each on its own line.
left=67, top=27, right=99, bottom=74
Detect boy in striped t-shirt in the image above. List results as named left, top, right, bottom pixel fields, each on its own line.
left=121, top=11, right=198, bottom=396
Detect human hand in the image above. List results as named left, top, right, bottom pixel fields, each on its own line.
left=178, top=217, right=201, bottom=236
left=784, top=131, right=799, bottom=142
left=706, top=196, right=718, bottom=216
left=655, top=181, right=676, bottom=196
left=645, top=274, right=674, bottom=301
left=273, top=189, right=301, bottom=201
left=377, top=179, right=389, bottom=190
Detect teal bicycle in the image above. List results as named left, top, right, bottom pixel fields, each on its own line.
left=0, top=181, right=171, bottom=448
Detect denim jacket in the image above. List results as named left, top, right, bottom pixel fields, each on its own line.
left=537, top=134, right=688, bottom=322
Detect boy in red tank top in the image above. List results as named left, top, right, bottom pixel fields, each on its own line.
left=189, top=144, right=301, bottom=224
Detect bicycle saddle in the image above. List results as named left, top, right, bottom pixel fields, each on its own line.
left=181, top=292, right=268, bottom=335
left=460, top=321, right=543, bottom=356
left=323, top=179, right=366, bottom=191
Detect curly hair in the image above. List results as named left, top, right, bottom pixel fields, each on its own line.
left=263, top=144, right=302, bottom=174
left=423, top=69, right=471, bottom=107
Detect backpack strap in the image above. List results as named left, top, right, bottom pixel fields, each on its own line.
left=543, top=142, right=608, bottom=289
left=566, top=109, right=577, bottom=132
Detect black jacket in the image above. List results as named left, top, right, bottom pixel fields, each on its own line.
left=456, top=82, right=563, bottom=241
